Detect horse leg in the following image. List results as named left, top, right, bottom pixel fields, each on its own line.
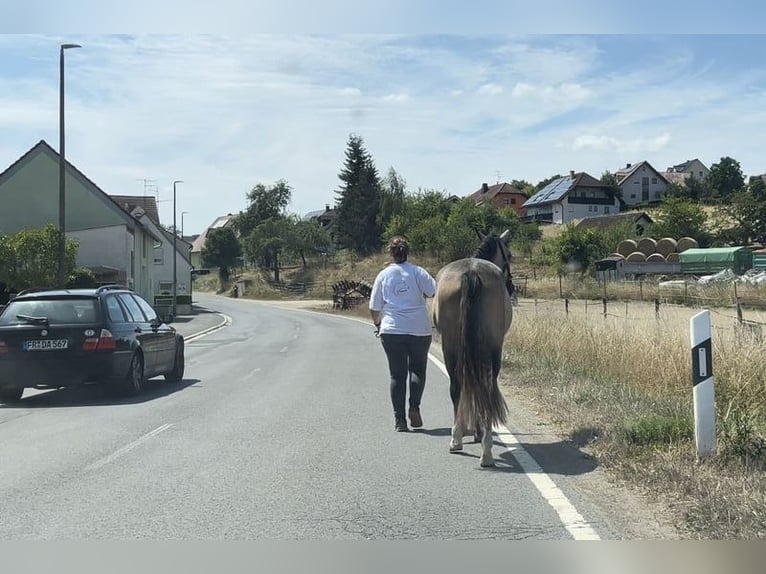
left=479, top=420, right=494, bottom=467
left=480, top=348, right=503, bottom=467
left=447, top=353, right=463, bottom=452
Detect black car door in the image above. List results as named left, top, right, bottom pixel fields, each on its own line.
left=132, top=294, right=177, bottom=373
left=116, top=293, right=158, bottom=377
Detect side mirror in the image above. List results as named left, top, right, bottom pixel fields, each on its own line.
left=150, top=316, right=163, bottom=329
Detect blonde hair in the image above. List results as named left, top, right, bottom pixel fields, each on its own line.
left=387, top=236, right=409, bottom=263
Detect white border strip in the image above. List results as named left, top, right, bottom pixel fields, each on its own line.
left=86, top=423, right=173, bottom=471
left=184, top=313, right=232, bottom=342
left=427, top=353, right=600, bottom=541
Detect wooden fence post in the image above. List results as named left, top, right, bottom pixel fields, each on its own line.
left=602, top=298, right=607, bottom=317
left=565, top=298, right=569, bottom=315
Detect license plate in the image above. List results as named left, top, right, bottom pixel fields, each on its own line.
left=24, top=339, right=68, bottom=351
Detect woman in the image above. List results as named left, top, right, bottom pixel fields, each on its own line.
left=369, top=236, right=437, bottom=432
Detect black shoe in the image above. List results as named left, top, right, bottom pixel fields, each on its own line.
left=395, top=418, right=409, bottom=432
left=409, top=407, right=423, bottom=428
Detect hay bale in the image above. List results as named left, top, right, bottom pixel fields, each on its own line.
left=617, top=239, right=638, bottom=257
left=647, top=253, right=666, bottom=263
left=637, top=237, right=657, bottom=256
left=656, top=237, right=678, bottom=257
left=609, top=253, right=625, bottom=260
left=677, top=237, right=699, bottom=252
left=626, top=251, right=647, bottom=262
left=666, top=252, right=680, bottom=263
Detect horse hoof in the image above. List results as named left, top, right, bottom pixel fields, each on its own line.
left=474, top=432, right=483, bottom=443
left=449, top=442, right=463, bottom=452
left=480, top=458, right=495, bottom=468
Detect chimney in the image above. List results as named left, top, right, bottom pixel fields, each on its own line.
left=569, top=170, right=575, bottom=179
left=482, top=183, right=489, bottom=193
left=325, top=204, right=330, bottom=212
left=626, top=163, right=631, bottom=168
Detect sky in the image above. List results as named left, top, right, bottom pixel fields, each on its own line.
left=2, top=23, right=766, bottom=236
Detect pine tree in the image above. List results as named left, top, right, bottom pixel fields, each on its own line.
left=334, top=134, right=382, bottom=255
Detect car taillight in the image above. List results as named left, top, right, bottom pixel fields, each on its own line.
left=83, top=329, right=116, bottom=351
left=0, top=341, right=7, bottom=356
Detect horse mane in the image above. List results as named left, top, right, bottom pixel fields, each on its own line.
left=473, top=235, right=501, bottom=262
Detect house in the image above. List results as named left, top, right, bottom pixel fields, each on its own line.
left=574, top=211, right=654, bottom=236
left=468, top=182, right=527, bottom=216
left=615, top=161, right=669, bottom=206
left=522, top=170, right=620, bottom=224
left=305, top=204, right=338, bottom=237
left=190, top=214, right=237, bottom=269
left=666, top=158, right=710, bottom=180
left=108, top=195, right=193, bottom=312
left=0, top=140, right=161, bottom=302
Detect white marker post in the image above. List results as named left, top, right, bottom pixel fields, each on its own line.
left=690, top=310, right=716, bottom=458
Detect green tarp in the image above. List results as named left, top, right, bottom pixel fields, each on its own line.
left=679, top=247, right=754, bottom=275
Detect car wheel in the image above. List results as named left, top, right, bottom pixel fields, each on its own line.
left=164, top=338, right=185, bottom=383
left=122, top=352, right=145, bottom=396
left=0, top=388, right=23, bottom=403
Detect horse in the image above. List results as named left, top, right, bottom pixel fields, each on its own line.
left=431, top=230, right=513, bottom=467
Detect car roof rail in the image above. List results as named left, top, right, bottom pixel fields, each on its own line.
left=14, top=286, right=55, bottom=297
left=96, top=284, right=128, bottom=294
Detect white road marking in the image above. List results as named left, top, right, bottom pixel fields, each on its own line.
left=427, top=353, right=601, bottom=541
left=280, top=346, right=289, bottom=353
left=86, top=423, right=173, bottom=471
left=184, top=313, right=232, bottom=343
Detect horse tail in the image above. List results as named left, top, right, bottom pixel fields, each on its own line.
left=456, top=268, right=509, bottom=430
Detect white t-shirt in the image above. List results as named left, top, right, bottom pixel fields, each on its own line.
left=369, top=262, right=437, bottom=336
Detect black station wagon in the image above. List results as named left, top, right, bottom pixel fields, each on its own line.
left=0, top=285, right=185, bottom=402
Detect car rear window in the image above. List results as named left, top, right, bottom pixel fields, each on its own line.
left=0, top=298, right=100, bottom=325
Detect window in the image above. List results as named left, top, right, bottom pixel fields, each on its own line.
left=503, top=198, right=511, bottom=206
left=118, top=294, right=147, bottom=323
left=631, top=193, right=636, bottom=199
left=133, top=295, right=158, bottom=322
left=655, top=192, right=661, bottom=199
left=604, top=206, right=610, bottom=214
left=0, top=299, right=99, bottom=325
left=511, top=198, right=516, bottom=204
left=106, top=296, right=127, bottom=322
left=652, top=177, right=657, bottom=184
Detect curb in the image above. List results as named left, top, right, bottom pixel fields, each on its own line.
left=183, top=313, right=232, bottom=342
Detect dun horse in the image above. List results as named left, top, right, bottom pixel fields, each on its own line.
left=431, top=230, right=513, bottom=467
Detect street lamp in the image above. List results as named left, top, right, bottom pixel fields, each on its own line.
left=173, top=180, right=183, bottom=317
left=181, top=211, right=189, bottom=237
left=58, top=42, right=82, bottom=289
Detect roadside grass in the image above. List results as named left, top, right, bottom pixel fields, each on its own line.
left=504, top=298, right=766, bottom=538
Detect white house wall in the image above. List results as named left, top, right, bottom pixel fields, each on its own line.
left=621, top=165, right=668, bottom=206
left=68, top=225, right=131, bottom=274
left=560, top=197, right=619, bottom=224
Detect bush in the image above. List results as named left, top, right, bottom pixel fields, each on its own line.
left=66, top=267, right=98, bottom=289
left=619, top=415, right=693, bottom=446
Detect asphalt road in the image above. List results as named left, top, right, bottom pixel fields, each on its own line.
left=0, top=293, right=632, bottom=539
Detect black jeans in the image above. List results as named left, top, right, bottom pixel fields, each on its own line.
left=380, top=334, right=432, bottom=420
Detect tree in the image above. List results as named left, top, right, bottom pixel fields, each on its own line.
left=235, top=180, right=292, bottom=238
left=201, top=227, right=242, bottom=283
left=511, top=179, right=536, bottom=197
left=334, top=134, right=382, bottom=255
left=551, top=225, right=608, bottom=274
left=0, top=225, right=78, bottom=289
left=600, top=171, right=623, bottom=201
left=716, top=177, right=766, bottom=244
left=286, top=218, right=333, bottom=268
left=650, top=197, right=711, bottom=245
left=707, top=157, right=745, bottom=201
left=378, top=167, right=407, bottom=231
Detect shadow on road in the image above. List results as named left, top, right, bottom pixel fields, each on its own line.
left=1, top=378, right=202, bottom=409
left=171, top=304, right=220, bottom=324
left=416, top=426, right=599, bottom=476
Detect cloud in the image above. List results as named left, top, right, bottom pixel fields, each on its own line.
left=382, top=93, right=410, bottom=103
left=573, top=133, right=672, bottom=153
left=477, top=83, right=503, bottom=95
left=337, top=87, right=362, bottom=96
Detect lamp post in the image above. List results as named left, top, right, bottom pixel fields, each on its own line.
left=58, top=43, right=81, bottom=289
left=172, top=180, right=183, bottom=317
left=181, top=211, right=189, bottom=237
